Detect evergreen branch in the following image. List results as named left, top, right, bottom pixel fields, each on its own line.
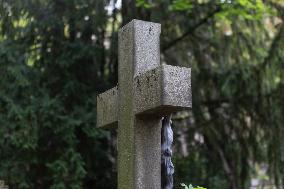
left=162, top=5, right=222, bottom=52
left=262, top=23, right=284, bottom=69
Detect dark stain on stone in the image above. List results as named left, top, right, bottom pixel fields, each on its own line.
left=149, top=26, right=154, bottom=36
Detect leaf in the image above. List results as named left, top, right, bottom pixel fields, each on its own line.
left=136, top=0, right=152, bottom=9
left=170, top=0, right=193, bottom=11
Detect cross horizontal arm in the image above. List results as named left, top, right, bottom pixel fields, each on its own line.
left=97, top=86, right=118, bottom=129
left=134, top=65, right=191, bottom=117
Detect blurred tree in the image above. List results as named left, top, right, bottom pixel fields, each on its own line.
left=0, top=0, right=283, bottom=189
left=0, top=0, right=117, bottom=188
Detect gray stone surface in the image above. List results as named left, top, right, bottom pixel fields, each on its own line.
left=96, top=19, right=191, bottom=189
left=132, top=20, right=161, bottom=77
left=134, top=118, right=161, bottom=189
left=117, top=19, right=136, bottom=189
left=134, top=65, right=191, bottom=116
left=0, top=180, right=8, bottom=189
left=162, top=65, right=192, bottom=108
left=134, top=67, right=162, bottom=115
left=118, top=19, right=162, bottom=189
left=96, top=86, right=118, bottom=129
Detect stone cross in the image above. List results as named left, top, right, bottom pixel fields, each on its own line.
left=97, top=19, right=191, bottom=189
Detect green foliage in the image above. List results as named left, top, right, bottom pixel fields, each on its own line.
left=0, top=0, right=284, bottom=189
left=218, top=0, right=271, bottom=21
left=181, top=183, right=207, bottom=189
left=170, top=0, right=193, bottom=11
left=0, top=0, right=115, bottom=188
left=136, top=0, right=152, bottom=8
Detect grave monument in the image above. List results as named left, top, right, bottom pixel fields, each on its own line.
left=97, top=19, right=192, bottom=189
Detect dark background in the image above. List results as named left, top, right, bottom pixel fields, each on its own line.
left=0, top=0, right=283, bottom=188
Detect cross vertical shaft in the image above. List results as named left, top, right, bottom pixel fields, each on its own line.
left=118, top=20, right=161, bottom=189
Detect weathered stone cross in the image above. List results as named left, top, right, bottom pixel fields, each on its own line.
left=97, top=20, right=191, bottom=189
